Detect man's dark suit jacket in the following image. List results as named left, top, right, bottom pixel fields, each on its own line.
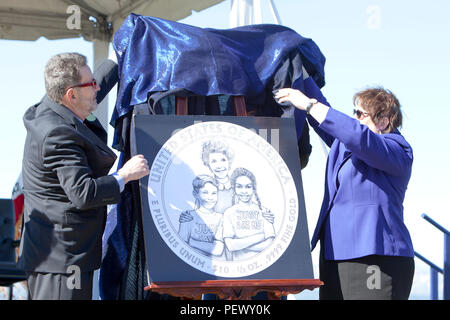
left=19, top=60, right=121, bottom=273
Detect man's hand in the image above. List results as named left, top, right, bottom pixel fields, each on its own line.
left=118, top=154, right=150, bottom=184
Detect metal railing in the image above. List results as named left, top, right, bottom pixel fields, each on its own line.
left=414, top=213, right=449, bottom=300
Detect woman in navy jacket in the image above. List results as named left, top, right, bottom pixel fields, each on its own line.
left=275, top=86, right=414, bottom=300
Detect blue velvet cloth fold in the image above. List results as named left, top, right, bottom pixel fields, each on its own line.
left=111, top=13, right=326, bottom=125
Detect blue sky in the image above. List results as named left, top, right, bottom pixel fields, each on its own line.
left=0, top=0, right=449, bottom=299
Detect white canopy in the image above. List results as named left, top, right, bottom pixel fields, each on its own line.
left=0, top=0, right=225, bottom=41
left=0, top=0, right=225, bottom=128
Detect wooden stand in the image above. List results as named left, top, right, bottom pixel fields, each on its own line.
left=145, top=279, right=322, bottom=300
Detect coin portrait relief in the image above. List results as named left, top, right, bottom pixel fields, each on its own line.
left=147, top=121, right=299, bottom=277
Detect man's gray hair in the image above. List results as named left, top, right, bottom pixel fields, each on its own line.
left=44, top=52, right=87, bottom=103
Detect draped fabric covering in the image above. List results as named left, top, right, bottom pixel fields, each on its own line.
left=100, top=13, right=326, bottom=300
left=111, top=13, right=325, bottom=125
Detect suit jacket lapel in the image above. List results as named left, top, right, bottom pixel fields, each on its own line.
left=84, top=116, right=108, bottom=144
left=44, top=96, right=116, bottom=158
left=74, top=121, right=117, bottom=158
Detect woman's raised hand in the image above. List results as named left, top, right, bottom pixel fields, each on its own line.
left=274, top=88, right=310, bottom=111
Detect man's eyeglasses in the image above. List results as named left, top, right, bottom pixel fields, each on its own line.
left=70, top=80, right=97, bottom=89
left=353, top=109, right=370, bottom=119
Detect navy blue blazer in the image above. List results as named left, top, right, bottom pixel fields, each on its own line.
left=309, top=107, right=414, bottom=260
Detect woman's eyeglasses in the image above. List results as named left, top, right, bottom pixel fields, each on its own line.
left=353, top=109, right=370, bottom=119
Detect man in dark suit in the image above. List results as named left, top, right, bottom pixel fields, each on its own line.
left=18, top=52, right=149, bottom=300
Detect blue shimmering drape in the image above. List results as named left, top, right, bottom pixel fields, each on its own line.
left=101, top=13, right=327, bottom=300
left=111, top=13, right=326, bottom=126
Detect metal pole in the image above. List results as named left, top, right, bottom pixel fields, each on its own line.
left=93, top=39, right=110, bottom=132
left=430, top=268, right=438, bottom=300
left=8, top=285, right=13, bottom=300
left=230, top=0, right=255, bottom=27
left=421, top=214, right=450, bottom=236
left=254, top=0, right=262, bottom=24
left=268, top=0, right=282, bottom=25
left=444, top=234, right=450, bottom=300
left=421, top=213, right=450, bottom=300
left=92, top=39, right=110, bottom=300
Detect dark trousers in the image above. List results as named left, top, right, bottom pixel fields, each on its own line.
left=26, top=271, right=94, bottom=300
left=319, top=249, right=414, bottom=300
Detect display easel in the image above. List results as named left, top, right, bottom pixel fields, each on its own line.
left=145, top=279, right=322, bottom=300
left=140, top=95, right=322, bottom=300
